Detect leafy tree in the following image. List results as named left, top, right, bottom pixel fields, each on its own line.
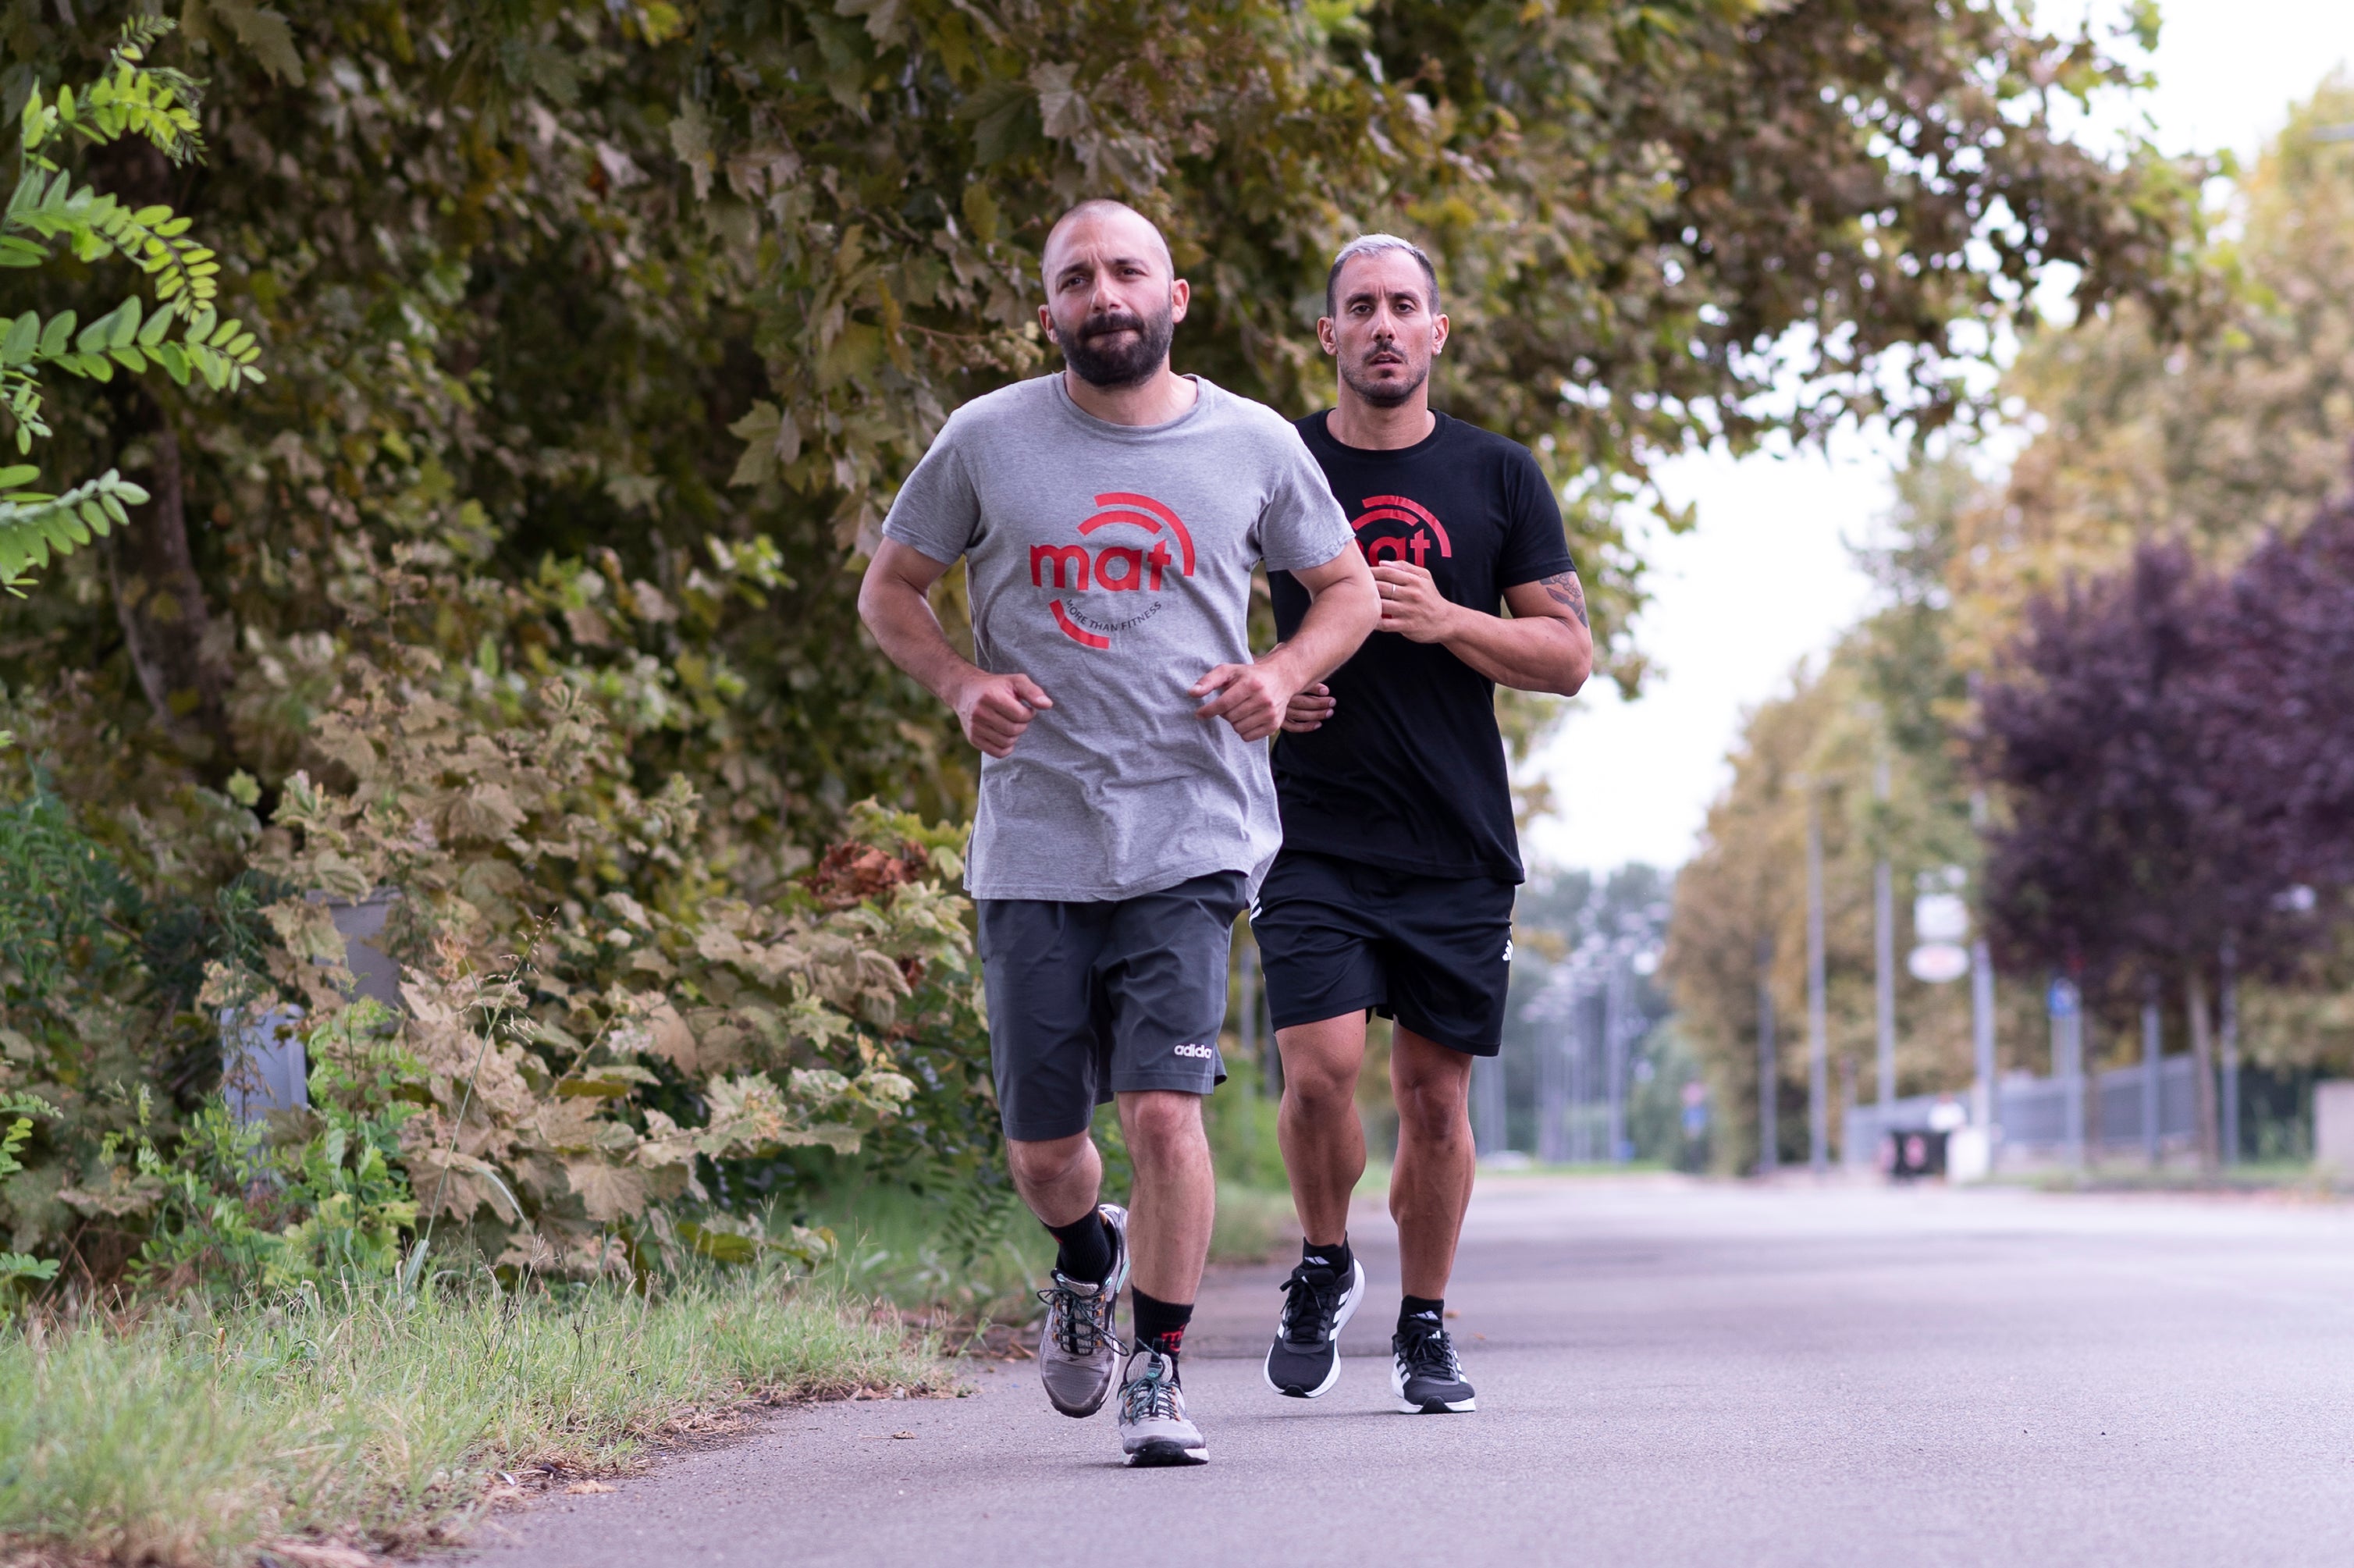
left=0, top=17, right=260, bottom=596
left=1943, top=77, right=2354, bottom=673
left=0, top=2, right=2206, bottom=1277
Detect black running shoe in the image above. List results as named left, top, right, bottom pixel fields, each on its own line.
left=1391, top=1317, right=1477, bottom=1413
left=1262, top=1253, right=1365, bottom=1398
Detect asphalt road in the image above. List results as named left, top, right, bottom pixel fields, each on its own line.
left=464, top=1175, right=2354, bottom=1567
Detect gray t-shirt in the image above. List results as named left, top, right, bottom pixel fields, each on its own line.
left=882, top=374, right=1353, bottom=902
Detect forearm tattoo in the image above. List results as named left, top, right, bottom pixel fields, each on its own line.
left=1540, top=571, right=1589, bottom=628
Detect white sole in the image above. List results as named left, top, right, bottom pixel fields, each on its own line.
left=1261, top=1257, right=1367, bottom=1399
left=1390, top=1355, right=1477, bottom=1413
left=1125, top=1439, right=1209, bottom=1467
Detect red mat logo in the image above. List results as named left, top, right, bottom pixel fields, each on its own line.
left=1353, top=493, right=1453, bottom=569
left=1029, top=491, right=1197, bottom=649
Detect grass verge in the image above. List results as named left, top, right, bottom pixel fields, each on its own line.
left=0, top=1268, right=937, bottom=1567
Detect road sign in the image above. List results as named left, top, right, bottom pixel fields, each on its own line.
left=1908, top=941, right=1969, bottom=983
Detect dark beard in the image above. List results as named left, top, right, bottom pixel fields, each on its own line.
left=1340, top=355, right=1428, bottom=408
left=1060, top=304, right=1175, bottom=389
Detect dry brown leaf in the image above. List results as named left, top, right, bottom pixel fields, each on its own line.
left=564, top=1481, right=617, bottom=1495
left=261, top=1539, right=378, bottom=1568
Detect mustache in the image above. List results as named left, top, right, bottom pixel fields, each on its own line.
left=1079, top=311, right=1150, bottom=340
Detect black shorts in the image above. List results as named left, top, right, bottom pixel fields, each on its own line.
left=975, top=872, right=1246, bottom=1143
left=1252, top=850, right=1515, bottom=1057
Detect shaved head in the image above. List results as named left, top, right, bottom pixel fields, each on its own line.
left=1037, top=200, right=1187, bottom=389
left=1040, top=200, right=1173, bottom=291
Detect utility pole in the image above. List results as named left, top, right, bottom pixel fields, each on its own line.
left=1757, top=934, right=1778, bottom=1175
left=1874, top=756, right=1897, bottom=1111
left=2220, top=938, right=2241, bottom=1168
left=2142, top=972, right=2163, bottom=1168
left=1968, top=794, right=1998, bottom=1168
left=1566, top=981, right=1588, bottom=1163
left=1605, top=955, right=1630, bottom=1164
left=1538, top=995, right=1566, bottom=1163
left=1806, top=786, right=1830, bottom=1174
left=2051, top=976, right=2085, bottom=1170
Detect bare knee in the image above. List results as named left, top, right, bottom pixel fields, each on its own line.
left=1393, top=1061, right=1472, bottom=1148
left=1278, top=1047, right=1360, bottom=1117
left=1006, top=1132, right=1092, bottom=1192
left=1119, top=1092, right=1205, bottom=1174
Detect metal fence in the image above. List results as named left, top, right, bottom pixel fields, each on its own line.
left=1843, top=1055, right=2206, bottom=1171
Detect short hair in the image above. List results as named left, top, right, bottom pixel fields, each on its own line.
left=1040, top=199, right=1175, bottom=293
left=1325, top=233, right=1441, bottom=319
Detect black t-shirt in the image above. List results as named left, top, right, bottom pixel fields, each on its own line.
left=1270, top=411, right=1577, bottom=884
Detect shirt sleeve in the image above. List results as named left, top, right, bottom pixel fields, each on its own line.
left=1496, top=444, right=1577, bottom=589
left=879, top=414, right=981, bottom=565
left=1254, top=423, right=1357, bottom=572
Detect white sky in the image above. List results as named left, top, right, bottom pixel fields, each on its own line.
left=1525, top=0, right=2354, bottom=874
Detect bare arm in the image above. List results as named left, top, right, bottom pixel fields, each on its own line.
left=856, top=539, right=1052, bottom=759
left=1395, top=564, right=1590, bottom=695
left=1189, top=546, right=1378, bottom=741
left=1289, top=564, right=1588, bottom=729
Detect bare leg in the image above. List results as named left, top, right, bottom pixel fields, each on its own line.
left=1116, top=1090, right=1216, bottom=1303
left=1276, top=1012, right=1370, bottom=1247
left=1390, top=1026, right=1475, bottom=1300
left=1005, top=1129, right=1104, bottom=1229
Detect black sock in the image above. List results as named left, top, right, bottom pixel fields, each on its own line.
left=1301, top=1235, right=1353, bottom=1278
left=1399, top=1294, right=1445, bottom=1335
left=1045, top=1208, right=1114, bottom=1285
left=1131, top=1286, right=1193, bottom=1362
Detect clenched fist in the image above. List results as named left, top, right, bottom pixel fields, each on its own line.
left=1191, top=662, right=1300, bottom=743
left=1283, top=681, right=1336, bottom=733
left=954, top=670, right=1052, bottom=758
left=1373, top=562, right=1459, bottom=643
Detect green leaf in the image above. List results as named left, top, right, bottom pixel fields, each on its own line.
left=38, top=312, right=73, bottom=357
left=151, top=342, right=189, bottom=384
left=2, top=314, right=34, bottom=364
left=109, top=345, right=146, bottom=373
left=137, top=300, right=173, bottom=346
left=108, top=297, right=140, bottom=347
left=0, top=466, right=37, bottom=489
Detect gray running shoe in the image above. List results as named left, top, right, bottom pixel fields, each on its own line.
left=1117, top=1348, right=1207, bottom=1467
left=1035, top=1204, right=1129, bottom=1418
left=1263, top=1254, right=1365, bottom=1398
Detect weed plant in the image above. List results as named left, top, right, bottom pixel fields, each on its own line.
left=0, top=1265, right=933, bottom=1566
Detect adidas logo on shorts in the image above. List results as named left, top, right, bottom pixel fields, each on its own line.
left=1172, top=1043, right=1216, bottom=1060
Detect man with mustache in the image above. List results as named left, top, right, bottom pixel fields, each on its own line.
left=859, top=200, right=1377, bottom=1466
left=1254, top=235, right=1593, bottom=1413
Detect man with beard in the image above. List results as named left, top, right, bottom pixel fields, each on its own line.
left=859, top=200, right=1377, bottom=1466
left=1254, top=234, right=1593, bottom=1413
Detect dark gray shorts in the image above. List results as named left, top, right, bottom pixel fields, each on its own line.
left=975, top=871, right=1246, bottom=1142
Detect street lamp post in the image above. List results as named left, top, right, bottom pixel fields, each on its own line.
left=1875, top=756, right=1897, bottom=1111
left=1806, top=787, right=1830, bottom=1174
left=1968, top=794, right=1998, bottom=1168
left=2220, top=938, right=2241, bottom=1168
left=2141, top=972, right=2163, bottom=1168
left=1757, top=934, right=1778, bottom=1175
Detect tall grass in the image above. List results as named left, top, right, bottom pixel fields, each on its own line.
left=0, top=1268, right=935, bottom=1566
